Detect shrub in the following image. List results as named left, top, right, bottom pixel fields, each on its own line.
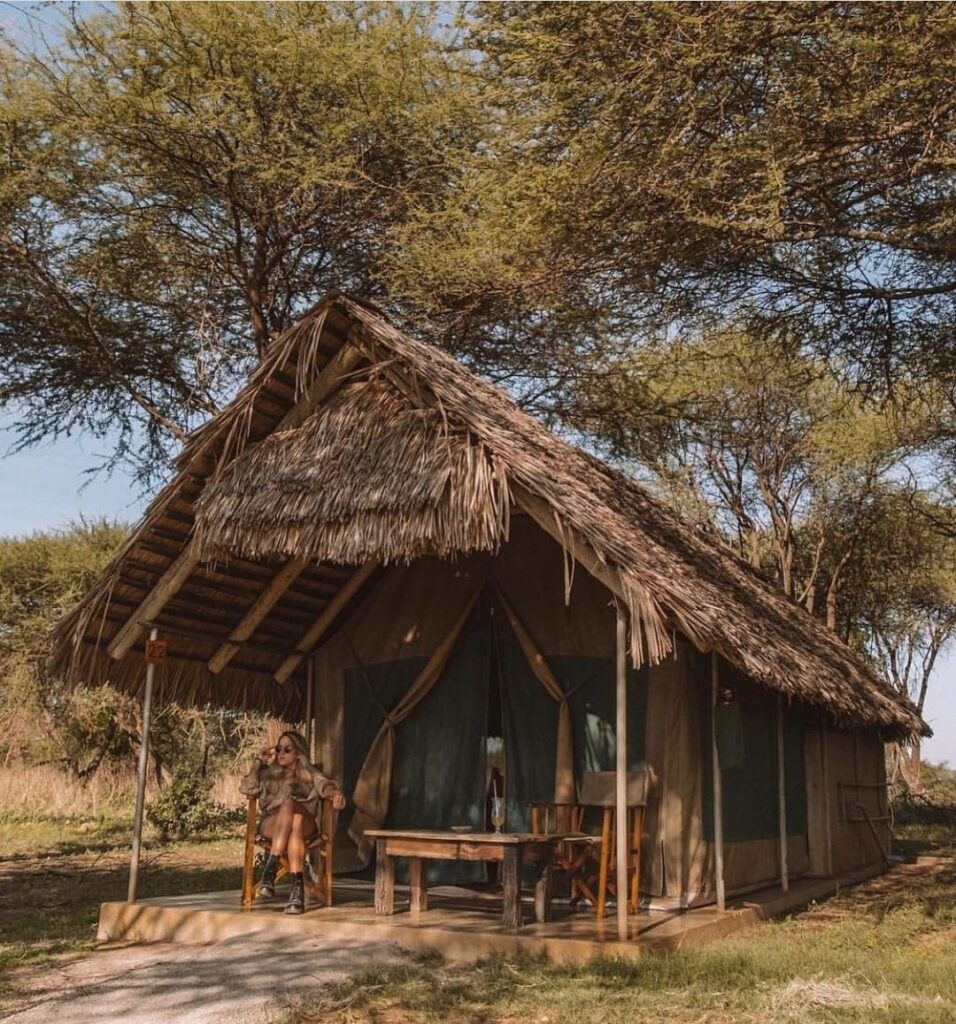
left=146, top=762, right=239, bottom=841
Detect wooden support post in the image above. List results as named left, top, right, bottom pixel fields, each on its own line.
left=777, top=695, right=790, bottom=892
left=375, top=839, right=395, bottom=916
left=630, top=806, right=643, bottom=913
left=615, top=603, right=629, bottom=942
left=109, top=545, right=198, bottom=660
left=597, top=806, right=612, bottom=919
left=711, top=652, right=726, bottom=912
left=276, top=343, right=363, bottom=432
left=502, top=844, right=523, bottom=930
left=208, top=557, right=308, bottom=673
left=128, top=627, right=158, bottom=903
left=275, top=561, right=377, bottom=683
left=305, top=659, right=315, bottom=763
left=242, top=796, right=258, bottom=908
left=409, top=858, right=428, bottom=914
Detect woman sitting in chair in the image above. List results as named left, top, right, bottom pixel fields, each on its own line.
left=239, top=730, right=347, bottom=914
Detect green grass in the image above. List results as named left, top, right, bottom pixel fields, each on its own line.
left=289, top=822, right=956, bottom=1024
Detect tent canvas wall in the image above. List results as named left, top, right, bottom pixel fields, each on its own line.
left=310, top=517, right=888, bottom=906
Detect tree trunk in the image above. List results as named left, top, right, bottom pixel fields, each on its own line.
left=826, top=583, right=838, bottom=631
left=904, top=739, right=922, bottom=791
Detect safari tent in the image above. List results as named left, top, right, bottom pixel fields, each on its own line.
left=51, top=292, right=926, bottom=923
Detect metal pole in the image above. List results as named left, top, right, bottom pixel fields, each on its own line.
left=305, top=658, right=315, bottom=764
left=615, top=604, right=628, bottom=942
left=128, top=627, right=158, bottom=903
left=777, top=695, right=789, bottom=892
left=711, top=653, right=726, bottom=912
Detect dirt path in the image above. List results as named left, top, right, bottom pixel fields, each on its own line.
left=1, top=933, right=410, bottom=1024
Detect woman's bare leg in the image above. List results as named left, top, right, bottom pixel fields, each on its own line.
left=260, top=798, right=293, bottom=857
left=288, top=804, right=317, bottom=872
left=260, top=799, right=315, bottom=864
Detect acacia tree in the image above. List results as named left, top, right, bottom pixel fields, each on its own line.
left=395, top=2, right=956, bottom=398
left=568, top=326, right=937, bottom=611
left=834, top=492, right=956, bottom=789
left=0, top=2, right=478, bottom=477
left=568, top=327, right=952, bottom=780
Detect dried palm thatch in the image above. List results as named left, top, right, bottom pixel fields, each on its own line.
left=194, top=373, right=510, bottom=566
left=49, top=292, right=926, bottom=739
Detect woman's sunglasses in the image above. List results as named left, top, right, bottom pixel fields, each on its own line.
left=274, top=744, right=295, bottom=755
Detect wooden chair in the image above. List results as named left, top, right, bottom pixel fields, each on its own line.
left=241, top=795, right=336, bottom=908
left=578, top=770, right=650, bottom=919
left=529, top=801, right=601, bottom=906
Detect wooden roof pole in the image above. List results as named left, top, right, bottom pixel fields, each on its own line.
left=208, top=557, right=309, bottom=674
left=274, top=560, right=377, bottom=683
left=512, top=485, right=626, bottom=601
left=777, top=695, right=790, bottom=892
left=277, top=342, right=364, bottom=432
left=108, top=541, right=200, bottom=660
left=615, top=603, right=629, bottom=943
left=128, top=626, right=159, bottom=902
left=711, top=652, right=726, bottom=912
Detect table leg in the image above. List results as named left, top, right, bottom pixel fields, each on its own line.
left=502, top=844, right=523, bottom=930
left=534, top=850, right=554, bottom=923
left=409, top=857, right=428, bottom=914
left=375, top=839, right=395, bottom=916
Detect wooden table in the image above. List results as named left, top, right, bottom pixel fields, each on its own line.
left=366, top=829, right=577, bottom=930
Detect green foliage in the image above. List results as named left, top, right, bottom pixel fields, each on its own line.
left=919, top=761, right=956, bottom=806
left=1, top=2, right=479, bottom=475
left=146, top=760, right=239, bottom=842
left=0, top=521, right=265, bottom=780
left=0, top=522, right=132, bottom=768
left=0, top=520, right=127, bottom=661
left=397, top=3, right=956, bottom=391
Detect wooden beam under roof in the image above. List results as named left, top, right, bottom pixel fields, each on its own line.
left=208, top=557, right=310, bottom=674
left=511, top=484, right=626, bottom=601
left=276, top=341, right=364, bottom=432
left=513, top=483, right=709, bottom=656
left=107, top=540, right=201, bottom=660
left=107, top=335, right=364, bottom=664
left=274, top=561, right=377, bottom=683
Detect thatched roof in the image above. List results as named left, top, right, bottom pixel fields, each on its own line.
left=50, top=293, right=927, bottom=738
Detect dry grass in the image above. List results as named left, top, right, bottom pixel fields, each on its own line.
left=0, top=764, right=243, bottom=829
left=0, top=765, right=137, bottom=825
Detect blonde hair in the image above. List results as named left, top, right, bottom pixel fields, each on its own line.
left=259, top=730, right=315, bottom=802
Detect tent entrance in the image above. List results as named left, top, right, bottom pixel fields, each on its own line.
left=340, top=590, right=648, bottom=883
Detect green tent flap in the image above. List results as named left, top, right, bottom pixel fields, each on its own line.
left=700, top=673, right=808, bottom=844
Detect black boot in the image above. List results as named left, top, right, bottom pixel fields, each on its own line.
left=284, top=872, right=305, bottom=915
left=257, top=854, right=279, bottom=898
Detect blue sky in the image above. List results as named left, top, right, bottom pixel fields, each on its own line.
left=1, top=416, right=953, bottom=765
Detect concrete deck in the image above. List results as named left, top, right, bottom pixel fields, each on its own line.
left=98, top=866, right=882, bottom=963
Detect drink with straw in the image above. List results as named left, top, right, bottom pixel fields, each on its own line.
left=491, top=777, right=504, bottom=833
